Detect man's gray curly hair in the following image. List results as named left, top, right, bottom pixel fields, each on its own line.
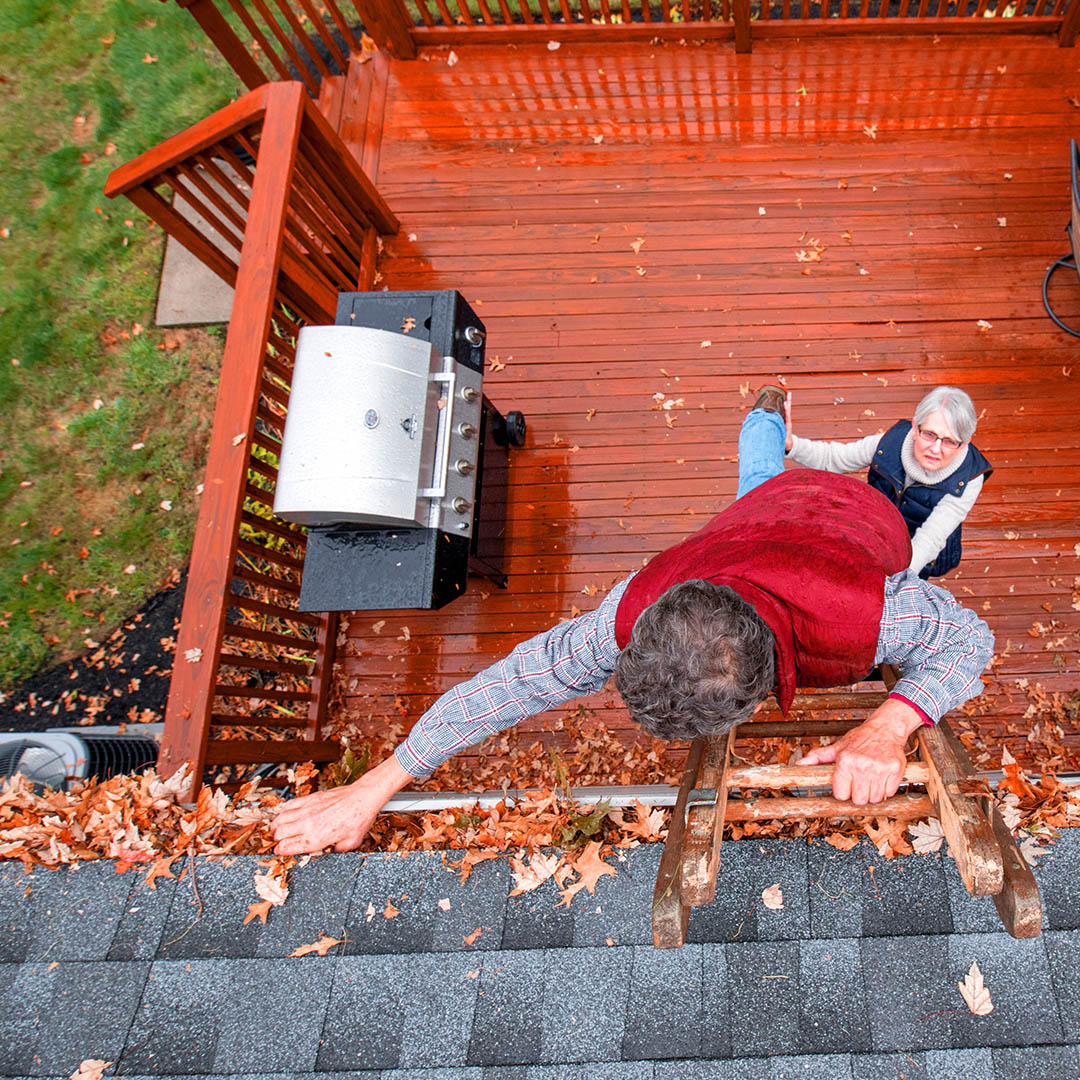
left=613, top=580, right=776, bottom=742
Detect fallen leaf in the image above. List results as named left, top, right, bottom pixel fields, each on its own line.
left=447, top=49, right=458, bottom=66
left=232, top=432, right=246, bottom=446
left=159, top=500, right=172, bottom=511
left=908, top=818, right=946, bottom=855
left=863, top=123, right=878, bottom=139
left=700, top=339, right=712, bottom=348
left=997, top=216, right=1007, bottom=227
left=509, top=852, right=562, bottom=896
left=365, top=902, right=376, bottom=922
left=384, top=900, right=400, bottom=918
left=761, top=883, right=784, bottom=910
left=438, top=898, right=451, bottom=911
left=958, top=960, right=993, bottom=1015
left=547, top=39, right=561, bottom=49
left=143, top=854, right=179, bottom=890
left=184, top=648, right=203, bottom=663
left=465, top=968, right=481, bottom=978
left=254, top=871, right=289, bottom=906
left=372, top=620, right=386, bottom=633
left=289, top=934, right=343, bottom=957
left=630, top=237, right=645, bottom=254
left=142, top=53, right=158, bottom=63
left=463, top=926, right=483, bottom=945
left=401, top=316, right=416, bottom=333
left=398, top=626, right=411, bottom=641
left=837, top=178, right=848, bottom=189
left=244, top=899, right=274, bottom=925
left=977, top=319, right=993, bottom=332
left=70, top=1061, right=112, bottom=1080
left=824, top=832, right=860, bottom=852
left=592, top=133, right=603, bottom=144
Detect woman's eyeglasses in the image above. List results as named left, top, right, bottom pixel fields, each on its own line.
left=915, top=425, right=962, bottom=452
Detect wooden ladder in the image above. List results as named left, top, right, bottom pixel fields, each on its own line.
left=652, top=667, right=1041, bottom=947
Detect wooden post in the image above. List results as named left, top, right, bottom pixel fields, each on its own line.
left=159, top=83, right=307, bottom=785
left=733, top=0, right=751, bottom=52
left=173, top=0, right=270, bottom=89
left=353, top=0, right=418, bottom=58
left=679, top=730, right=736, bottom=907
left=652, top=738, right=705, bottom=949
left=1060, top=0, right=1080, bottom=46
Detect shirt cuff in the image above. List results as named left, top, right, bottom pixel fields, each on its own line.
left=888, top=691, right=934, bottom=727
left=394, top=739, right=435, bottom=780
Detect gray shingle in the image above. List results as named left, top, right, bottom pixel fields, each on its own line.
left=122, top=957, right=333, bottom=1073
left=852, top=1052, right=928, bottom=1079
left=344, top=851, right=437, bottom=954
left=468, top=949, right=544, bottom=1066
left=155, top=855, right=269, bottom=960
left=728, top=1053, right=853, bottom=1079
left=345, top=851, right=506, bottom=955
left=808, top=842, right=952, bottom=940
left=946, top=933, right=1062, bottom=1049
left=108, top=869, right=178, bottom=960
left=991, top=1045, right=1080, bottom=1080
left=860, top=936, right=952, bottom=1052
left=572, top=845, right=659, bottom=948
left=941, top=857, right=1007, bottom=935
left=799, top=938, right=871, bottom=1053
left=700, top=944, right=732, bottom=1061
left=688, top=839, right=810, bottom=944
left=501, top=874, right=574, bottom=951
left=524, top=1066, right=654, bottom=1080
left=0, top=960, right=147, bottom=1076
left=621, top=944, right=703, bottom=1060
left=427, top=857, right=508, bottom=953
left=381, top=1071, right=484, bottom=1080
left=399, top=952, right=484, bottom=1069
left=925, top=1048, right=994, bottom=1079
left=1046, top=930, right=1080, bottom=1041
left=725, top=940, right=801, bottom=1057
left=0, top=861, right=132, bottom=963
left=539, top=946, right=632, bottom=1064
left=1033, top=830, right=1080, bottom=931
left=316, top=954, right=407, bottom=1071
left=655, top=1062, right=732, bottom=1080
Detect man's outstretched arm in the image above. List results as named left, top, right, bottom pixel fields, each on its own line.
left=271, top=577, right=631, bottom=854
left=802, top=571, right=994, bottom=806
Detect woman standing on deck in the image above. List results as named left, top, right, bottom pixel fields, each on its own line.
left=779, top=384, right=991, bottom=579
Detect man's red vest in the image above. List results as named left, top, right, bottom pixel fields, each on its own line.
left=613, top=470, right=912, bottom=713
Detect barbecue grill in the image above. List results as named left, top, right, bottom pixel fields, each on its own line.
left=273, top=290, right=525, bottom=611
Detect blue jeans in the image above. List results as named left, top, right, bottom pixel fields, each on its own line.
left=736, top=408, right=786, bottom=499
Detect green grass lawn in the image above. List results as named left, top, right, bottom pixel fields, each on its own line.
left=0, top=0, right=244, bottom=687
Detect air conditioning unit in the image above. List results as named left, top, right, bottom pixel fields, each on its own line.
left=0, top=726, right=161, bottom=793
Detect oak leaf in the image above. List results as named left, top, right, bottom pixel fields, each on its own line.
left=289, top=934, right=343, bottom=957
left=958, top=960, right=993, bottom=1015
left=244, top=899, right=274, bottom=926
left=143, top=854, right=179, bottom=890
left=384, top=900, right=401, bottom=919
left=567, top=840, right=617, bottom=896
left=463, top=926, right=483, bottom=945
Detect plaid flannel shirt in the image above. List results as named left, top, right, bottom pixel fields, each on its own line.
left=395, top=570, right=993, bottom=778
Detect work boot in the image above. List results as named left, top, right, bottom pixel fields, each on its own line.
left=753, top=384, right=786, bottom=414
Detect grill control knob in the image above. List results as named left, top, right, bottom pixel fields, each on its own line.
left=454, top=459, right=474, bottom=476
left=452, top=496, right=472, bottom=515
left=458, top=422, right=477, bottom=439
left=464, top=326, right=485, bottom=346
left=461, top=386, right=479, bottom=403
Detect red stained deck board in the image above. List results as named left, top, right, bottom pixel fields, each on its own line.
left=327, top=35, right=1080, bottom=775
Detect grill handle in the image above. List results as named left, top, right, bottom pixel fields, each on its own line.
left=419, top=360, right=457, bottom=501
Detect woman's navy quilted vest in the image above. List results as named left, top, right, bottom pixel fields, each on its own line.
left=867, top=420, right=992, bottom=579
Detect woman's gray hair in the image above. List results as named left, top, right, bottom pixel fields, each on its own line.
left=913, top=385, right=978, bottom=444
left=613, top=580, right=775, bottom=742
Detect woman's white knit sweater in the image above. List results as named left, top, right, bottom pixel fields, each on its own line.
left=786, top=429, right=984, bottom=576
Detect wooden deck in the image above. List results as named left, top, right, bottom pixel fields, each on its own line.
left=328, top=36, right=1080, bottom=778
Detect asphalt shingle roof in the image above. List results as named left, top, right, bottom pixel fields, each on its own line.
left=1, top=830, right=1078, bottom=1080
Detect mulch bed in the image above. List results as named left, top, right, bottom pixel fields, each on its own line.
left=0, top=574, right=184, bottom=733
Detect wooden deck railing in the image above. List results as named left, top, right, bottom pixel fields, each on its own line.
left=166, top=0, right=1077, bottom=75
left=106, top=81, right=399, bottom=794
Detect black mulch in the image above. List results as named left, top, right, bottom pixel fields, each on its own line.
left=0, top=574, right=185, bottom=733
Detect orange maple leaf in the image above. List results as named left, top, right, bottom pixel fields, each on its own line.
left=244, top=899, right=274, bottom=926
left=289, top=934, right=343, bottom=957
